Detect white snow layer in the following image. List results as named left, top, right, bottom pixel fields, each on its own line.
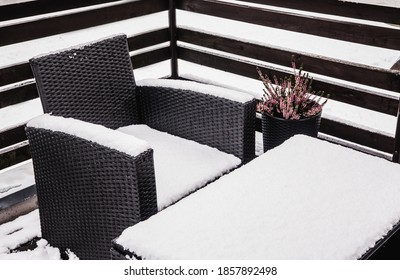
left=27, top=114, right=151, bottom=157
left=0, top=12, right=168, bottom=68
left=176, top=10, right=400, bottom=70
left=348, top=0, right=400, bottom=8
left=116, top=135, right=400, bottom=260
left=0, top=210, right=41, bottom=254
left=29, top=33, right=129, bottom=61
left=137, top=79, right=255, bottom=103
left=117, top=125, right=241, bottom=210
left=0, top=160, right=35, bottom=199
left=0, top=210, right=78, bottom=260
left=0, top=239, right=61, bottom=260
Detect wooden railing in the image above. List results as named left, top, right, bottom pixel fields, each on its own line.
left=175, top=0, right=400, bottom=160
left=1, top=0, right=400, bottom=171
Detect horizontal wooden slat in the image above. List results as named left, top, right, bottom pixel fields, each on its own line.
left=318, top=80, right=399, bottom=116
left=0, top=189, right=37, bottom=225
left=177, top=0, right=400, bottom=50
left=0, top=63, right=33, bottom=87
left=0, top=0, right=168, bottom=46
left=0, top=145, right=30, bottom=170
left=131, top=47, right=171, bottom=69
left=178, top=28, right=400, bottom=92
left=319, top=118, right=394, bottom=154
left=0, top=1, right=118, bottom=21
left=0, top=125, right=27, bottom=150
left=0, top=0, right=120, bottom=21
left=0, top=83, right=38, bottom=109
left=127, top=28, right=170, bottom=50
left=243, top=0, right=400, bottom=25
left=178, top=46, right=398, bottom=116
left=0, top=186, right=36, bottom=212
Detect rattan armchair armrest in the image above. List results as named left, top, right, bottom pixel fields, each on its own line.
left=25, top=114, right=157, bottom=259
left=136, top=79, right=257, bottom=163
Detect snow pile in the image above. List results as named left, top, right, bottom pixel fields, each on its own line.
left=116, top=135, right=400, bottom=259
left=0, top=239, right=61, bottom=260
left=137, top=78, right=255, bottom=103
left=65, top=249, right=79, bottom=260
left=117, top=125, right=241, bottom=210
left=27, top=114, right=151, bottom=157
left=0, top=209, right=41, bottom=254
left=0, top=210, right=79, bottom=260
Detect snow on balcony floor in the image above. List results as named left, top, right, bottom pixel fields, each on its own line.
left=0, top=209, right=73, bottom=260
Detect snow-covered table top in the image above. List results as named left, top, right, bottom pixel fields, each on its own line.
left=115, top=135, right=400, bottom=260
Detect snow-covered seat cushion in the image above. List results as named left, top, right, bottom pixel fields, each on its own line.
left=117, top=124, right=241, bottom=210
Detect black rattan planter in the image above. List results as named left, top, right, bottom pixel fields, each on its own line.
left=262, top=112, right=322, bottom=152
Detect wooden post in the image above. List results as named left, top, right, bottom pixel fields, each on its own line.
left=169, top=0, right=178, bottom=78
left=391, top=57, right=400, bottom=71
left=393, top=97, right=400, bottom=163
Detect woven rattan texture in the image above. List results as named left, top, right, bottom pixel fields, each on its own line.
left=110, top=247, right=129, bottom=260
left=111, top=241, right=140, bottom=260
left=26, top=127, right=157, bottom=260
left=29, top=34, right=138, bottom=129
left=135, top=149, right=158, bottom=221
left=262, top=112, right=322, bottom=152
left=138, top=86, right=257, bottom=163
left=242, top=99, right=257, bottom=163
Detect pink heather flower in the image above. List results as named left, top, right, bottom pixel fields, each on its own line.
left=256, top=61, right=327, bottom=120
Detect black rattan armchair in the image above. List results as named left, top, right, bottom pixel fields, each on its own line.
left=26, top=34, right=256, bottom=259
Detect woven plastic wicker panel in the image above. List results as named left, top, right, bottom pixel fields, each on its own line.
left=137, top=86, right=257, bottom=163
left=26, top=127, right=157, bottom=260
left=262, top=112, right=321, bottom=152
left=111, top=241, right=138, bottom=260
left=29, top=34, right=138, bottom=129
left=110, top=247, right=129, bottom=260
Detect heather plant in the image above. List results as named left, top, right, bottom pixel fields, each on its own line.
left=257, top=61, right=327, bottom=120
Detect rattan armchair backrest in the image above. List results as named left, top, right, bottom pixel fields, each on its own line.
left=30, top=34, right=139, bottom=129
